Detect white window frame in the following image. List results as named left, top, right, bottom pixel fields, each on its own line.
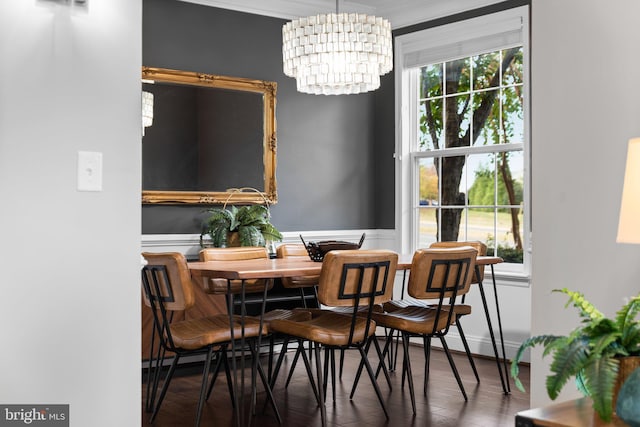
left=394, top=6, right=531, bottom=278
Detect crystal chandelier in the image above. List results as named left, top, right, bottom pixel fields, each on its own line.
left=282, top=1, right=393, bottom=95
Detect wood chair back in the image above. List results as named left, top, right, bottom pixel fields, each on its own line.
left=428, top=240, right=486, bottom=283
left=276, top=243, right=319, bottom=289
left=407, top=247, right=477, bottom=301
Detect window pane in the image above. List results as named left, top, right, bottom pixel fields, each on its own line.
left=502, top=47, right=523, bottom=86
left=494, top=207, right=524, bottom=263
left=473, top=51, right=500, bottom=90
left=502, top=86, right=524, bottom=144
left=473, top=89, right=500, bottom=146
left=419, top=98, right=443, bottom=151
left=445, top=57, right=470, bottom=94
left=420, top=63, right=443, bottom=98
left=445, top=94, right=471, bottom=146
left=467, top=153, right=496, bottom=206
left=466, top=207, right=495, bottom=243
left=440, top=155, right=466, bottom=206
left=417, top=207, right=438, bottom=248
left=418, top=158, right=439, bottom=205
left=496, top=151, right=524, bottom=206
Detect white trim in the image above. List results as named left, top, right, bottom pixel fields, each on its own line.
left=141, top=229, right=396, bottom=256
left=177, top=0, right=506, bottom=29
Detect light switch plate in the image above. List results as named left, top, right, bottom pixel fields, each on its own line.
left=77, top=151, right=103, bottom=191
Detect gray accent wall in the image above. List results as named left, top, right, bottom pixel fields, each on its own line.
left=142, top=0, right=396, bottom=234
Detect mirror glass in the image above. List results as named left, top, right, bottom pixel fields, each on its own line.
left=141, top=67, right=277, bottom=205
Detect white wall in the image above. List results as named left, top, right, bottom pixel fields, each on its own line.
left=0, top=1, right=141, bottom=426
left=530, top=0, right=640, bottom=408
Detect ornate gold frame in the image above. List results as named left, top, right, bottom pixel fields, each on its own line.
left=141, top=66, right=277, bottom=205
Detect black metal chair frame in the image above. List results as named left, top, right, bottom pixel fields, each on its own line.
left=271, top=259, right=394, bottom=426
left=366, top=255, right=475, bottom=414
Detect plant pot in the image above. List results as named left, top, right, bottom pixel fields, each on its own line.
left=227, top=232, right=241, bottom=247
left=614, top=356, right=640, bottom=412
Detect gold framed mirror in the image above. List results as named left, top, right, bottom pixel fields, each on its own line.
left=141, top=66, right=277, bottom=205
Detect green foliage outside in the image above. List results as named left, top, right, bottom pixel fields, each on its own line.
left=467, top=166, right=524, bottom=213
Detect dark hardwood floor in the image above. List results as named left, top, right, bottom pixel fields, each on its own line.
left=142, top=342, right=530, bottom=427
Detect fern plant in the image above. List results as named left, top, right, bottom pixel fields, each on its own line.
left=511, top=288, right=640, bottom=421
left=200, top=204, right=282, bottom=248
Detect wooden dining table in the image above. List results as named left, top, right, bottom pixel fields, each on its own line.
left=187, top=252, right=508, bottom=426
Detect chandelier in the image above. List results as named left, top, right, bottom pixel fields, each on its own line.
left=282, top=1, right=393, bottom=95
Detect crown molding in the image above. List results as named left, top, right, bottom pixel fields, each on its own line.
left=177, top=0, right=504, bottom=28
left=375, top=0, right=505, bottom=29
left=176, top=0, right=376, bottom=21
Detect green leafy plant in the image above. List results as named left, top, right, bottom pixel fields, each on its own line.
left=511, top=288, right=640, bottom=421
left=200, top=204, right=282, bottom=248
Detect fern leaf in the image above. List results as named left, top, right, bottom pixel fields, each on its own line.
left=511, top=335, right=563, bottom=392
left=261, top=223, right=283, bottom=242
left=546, top=338, right=589, bottom=399
left=554, top=288, right=604, bottom=321
left=582, top=356, right=618, bottom=422
left=238, top=225, right=263, bottom=246
left=616, top=295, right=640, bottom=349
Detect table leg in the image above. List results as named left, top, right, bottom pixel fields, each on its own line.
left=227, top=279, right=242, bottom=427
left=490, top=264, right=511, bottom=393
left=475, top=265, right=510, bottom=395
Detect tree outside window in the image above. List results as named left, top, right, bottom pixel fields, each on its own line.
left=417, top=46, right=524, bottom=263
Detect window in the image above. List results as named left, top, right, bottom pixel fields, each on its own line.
left=395, top=7, right=529, bottom=274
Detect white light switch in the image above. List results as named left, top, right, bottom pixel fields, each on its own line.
left=77, top=151, right=103, bottom=191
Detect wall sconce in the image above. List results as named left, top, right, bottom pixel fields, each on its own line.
left=617, top=138, right=640, bottom=244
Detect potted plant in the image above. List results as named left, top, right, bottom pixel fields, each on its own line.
left=200, top=204, right=283, bottom=248
left=511, top=288, right=640, bottom=422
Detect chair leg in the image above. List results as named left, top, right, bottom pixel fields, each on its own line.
left=298, top=339, right=322, bottom=406
left=267, top=334, right=275, bottom=384
left=440, top=336, right=468, bottom=401
left=350, top=336, right=391, bottom=400
left=285, top=343, right=303, bottom=388
left=314, top=343, right=327, bottom=427
left=423, top=336, right=431, bottom=395
left=358, top=343, right=390, bottom=419
left=402, top=333, right=416, bottom=415
left=372, top=336, right=392, bottom=389
left=205, top=347, right=225, bottom=401
left=329, top=348, right=337, bottom=402
left=249, top=342, right=282, bottom=424
left=194, top=347, right=215, bottom=427
left=269, top=336, right=290, bottom=389
left=222, top=350, right=236, bottom=408
left=145, top=340, right=166, bottom=413
left=456, top=318, right=480, bottom=383
left=150, top=354, right=180, bottom=423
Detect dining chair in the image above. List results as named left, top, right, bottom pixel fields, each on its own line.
left=276, top=243, right=319, bottom=309
left=384, top=241, right=486, bottom=381
left=141, top=251, right=271, bottom=427
left=198, top=247, right=311, bottom=385
left=370, top=246, right=477, bottom=414
left=427, top=240, right=487, bottom=381
left=268, top=249, right=398, bottom=426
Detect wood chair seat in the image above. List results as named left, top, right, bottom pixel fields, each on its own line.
left=373, top=306, right=453, bottom=336
left=168, top=314, right=266, bottom=350
left=270, top=312, right=377, bottom=347
left=262, top=308, right=312, bottom=326
left=384, top=300, right=471, bottom=316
